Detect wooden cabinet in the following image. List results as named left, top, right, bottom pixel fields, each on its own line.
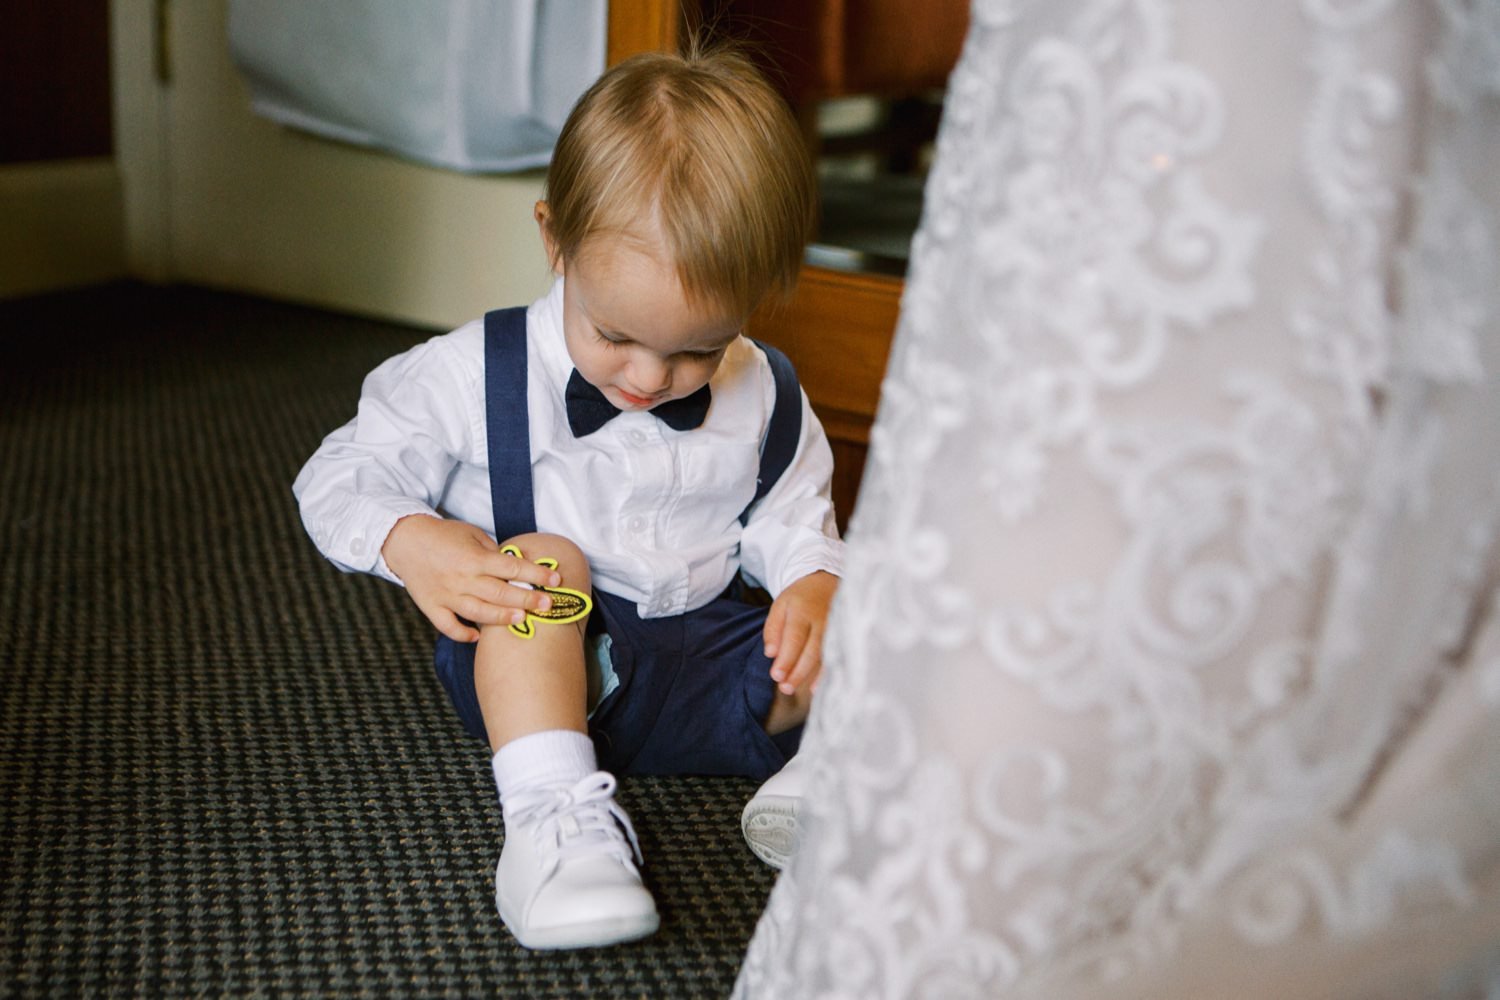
left=749, top=266, right=901, bottom=527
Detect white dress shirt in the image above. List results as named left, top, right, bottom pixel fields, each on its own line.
left=293, top=280, right=844, bottom=618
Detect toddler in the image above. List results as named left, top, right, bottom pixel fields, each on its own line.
left=294, top=46, right=841, bottom=949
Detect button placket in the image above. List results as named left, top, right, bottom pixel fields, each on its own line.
left=617, top=416, right=674, bottom=615
left=620, top=419, right=668, bottom=545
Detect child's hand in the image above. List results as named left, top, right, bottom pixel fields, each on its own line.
left=763, top=571, right=839, bottom=696
left=381, top=515, right=563, bottom=643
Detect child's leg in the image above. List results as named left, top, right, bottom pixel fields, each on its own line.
left=748, top=661, right=814, bottom=871
left=472, top=532, right=591, bottom=752
left=476, top=532, right=657, bottom=950
left=762, top=686, right=812, bottom=737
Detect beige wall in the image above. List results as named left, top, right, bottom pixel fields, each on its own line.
left=0, top=159, right=127, bottom=299
left=112, top=0, right=554, bottom=329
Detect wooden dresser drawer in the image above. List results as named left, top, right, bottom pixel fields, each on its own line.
left=748, top=265, right=901, bottom=525
left=748, top=265, right=900, bottom=443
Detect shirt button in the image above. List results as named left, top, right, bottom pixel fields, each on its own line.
left=628, top=429, right=647, bottom=444
left=628, top=516, right=646, bottom=533
left=349, top=537, right=365, bottom=555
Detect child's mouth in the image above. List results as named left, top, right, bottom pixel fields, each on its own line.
left=616, top=389, right=658, bottom=408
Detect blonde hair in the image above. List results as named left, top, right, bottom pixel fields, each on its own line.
left=542, top=45, right=816, bottom=319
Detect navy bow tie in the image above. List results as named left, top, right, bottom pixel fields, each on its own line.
left=565, top=369, right=712, bottom=437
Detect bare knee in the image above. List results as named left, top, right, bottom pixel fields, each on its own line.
left=473, top=532, right=593, bottom=665
left=499, top=531, right=591, bottom=594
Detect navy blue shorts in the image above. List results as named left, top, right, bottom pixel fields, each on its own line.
left=432, top=589, right=800, bottom=781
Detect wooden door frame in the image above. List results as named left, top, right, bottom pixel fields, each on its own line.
left=608, top=0, right=681, bottom=65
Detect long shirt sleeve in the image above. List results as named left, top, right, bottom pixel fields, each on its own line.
left=737, top=387, right=845, bottom=595
left=292, top=329, right=484, bottom=584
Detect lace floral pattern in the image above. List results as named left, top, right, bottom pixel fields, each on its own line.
left=736, top=1, right=1500, bottom=996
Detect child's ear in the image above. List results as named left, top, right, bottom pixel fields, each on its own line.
left=534, top=201, right=563, bottom=277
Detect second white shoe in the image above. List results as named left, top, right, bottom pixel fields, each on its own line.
left=496, top=771, right=660, bottom=949
left=740, top=754, right=808, bottom=869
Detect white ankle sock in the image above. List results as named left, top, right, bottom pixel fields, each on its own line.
left=492, top=729, right=598, bottom=814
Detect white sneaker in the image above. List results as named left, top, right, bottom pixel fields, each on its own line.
left=740, top=755, right=808, bottom=869
left=496, top=772, right=659, bottom=949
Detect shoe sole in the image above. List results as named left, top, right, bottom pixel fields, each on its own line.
left=740, top=795, right=800, bottom=870
left=501, top=909, right=660, bottom=950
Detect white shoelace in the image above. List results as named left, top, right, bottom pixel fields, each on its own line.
left=505, top=772, right=644, bottom=880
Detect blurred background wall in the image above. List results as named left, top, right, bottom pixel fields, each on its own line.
left=3, top=0, right=560, bottom=328
left=0, top=0, right=125, bottom=300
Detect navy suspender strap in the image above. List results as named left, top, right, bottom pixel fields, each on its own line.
left=483, top=307, right=539, bottom=541
left=740, top=340, right=802, bottom=527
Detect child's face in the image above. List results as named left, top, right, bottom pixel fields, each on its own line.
left=550, top=230, right=742, bottom=413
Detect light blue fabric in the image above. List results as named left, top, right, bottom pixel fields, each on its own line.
left=584, top=632, right=620, bottom=719
left=228, top=0, right=606, bottom=173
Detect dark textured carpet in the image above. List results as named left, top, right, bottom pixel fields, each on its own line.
left=0, top=283, right=774, bottom=998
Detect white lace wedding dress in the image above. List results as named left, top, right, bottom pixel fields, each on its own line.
left=736, top=2, right=1500, bottom=997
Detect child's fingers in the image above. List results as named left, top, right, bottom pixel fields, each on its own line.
left=762, top=601, right=787, bottom=659
left=469, top=577, right=553, bottom=614
left=783, top=625, right=823, bottom=692
left=432, top=607, right=480, bottom=644
left=486, top=548, right=562, bottom=589
left=786, top=638, right=822, bottom=692
left=455, top=594, right=531, bottom=628
left=769, top=618, right=813, bottom=692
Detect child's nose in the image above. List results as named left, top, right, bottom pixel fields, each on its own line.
left=632, top=354, right=672, bottom=393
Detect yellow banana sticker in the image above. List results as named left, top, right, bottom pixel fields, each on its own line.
left=500, top=544, right=593, bottom=639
